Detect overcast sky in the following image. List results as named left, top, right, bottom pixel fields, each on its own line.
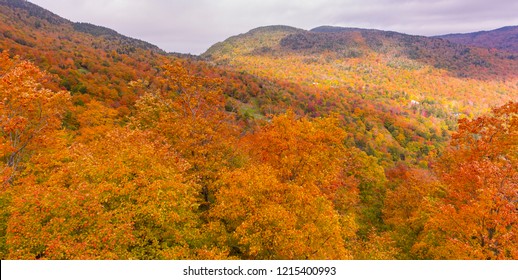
left=29, top=0, right=518, bottom=55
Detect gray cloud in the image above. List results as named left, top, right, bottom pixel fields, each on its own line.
left=29, top=0, right=518, bottom=54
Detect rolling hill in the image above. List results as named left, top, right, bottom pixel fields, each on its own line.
left=203, top=25, right=517, bottom=165
left=1, top=0, right=517, bottom=260
left=0, top=0, right=167, bottom=112
left=437, top=25, right=518, bottom=53
left=206, top=25, right=518, bottom=79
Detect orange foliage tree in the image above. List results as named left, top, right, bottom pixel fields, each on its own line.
left=242, top=112, right=349, bottom=192
left=383, top=165, right=442, bottom=259
left=0, top=52, right=69, bottom=184
left=415, top=102, right=518, bottom=259
left=207, top=113, right=361, bottom=259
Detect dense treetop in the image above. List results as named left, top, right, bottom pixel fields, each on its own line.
left=0, top=1, right=517, bottom=259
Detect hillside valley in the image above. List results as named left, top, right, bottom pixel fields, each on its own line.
left=0, top=0, right=517, bottom=260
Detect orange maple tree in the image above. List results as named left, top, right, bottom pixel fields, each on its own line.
left=415, top=102, right=518, bottom=259
left=1, top=52, right=69, bottom=185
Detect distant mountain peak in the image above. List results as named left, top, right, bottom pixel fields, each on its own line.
left=203, top=24, right=518, bottom=79
left=311, top=26, right=376, bottom=33
left=436, top=26, right=518, bottom=53
left=247, top=25, right=304, bottom=34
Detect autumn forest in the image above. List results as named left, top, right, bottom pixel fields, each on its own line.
left=0, top=0, right=517, bottom=260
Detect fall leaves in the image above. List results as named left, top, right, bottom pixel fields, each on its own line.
left=211, top=114, right=358, bottom=259
left=385, top=102, right=518, bottom=259
left=0, top=52, right=69, bottom=184
left=1, top=1, right=517, bottom=260
left=415, top=102, right=518, bottom=259
left=211, top=164, right=351, bottom=259
left=1, top=52, right=516, bottom=260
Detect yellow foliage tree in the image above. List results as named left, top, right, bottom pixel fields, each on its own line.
left=5, top=128, right=213, bottom=259
left=131, top=61, right=239, bottom=207
left=210, top=164, right=352, bottom=259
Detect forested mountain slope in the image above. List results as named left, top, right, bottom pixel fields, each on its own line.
left=1, top=0, right=517, bottom=260
left=437, top=25, right=518, bottom=53
left=203, top=25, right=517, bottom=166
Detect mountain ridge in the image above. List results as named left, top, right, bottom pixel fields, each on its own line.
left=4, top=0, right=518, bottom=57
left=0, top=0, right=164, bottom=53
left=1, top=0, right=518, bottom=261
left=436, top=25, right=518, bottom=53
left=203, top=25, right=303, bottom=59
left=203, top=24, right=518, bottom=80
left=0, top=0, right=172, bottom=110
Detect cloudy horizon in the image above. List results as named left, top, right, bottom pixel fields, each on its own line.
left=28, top=0, right=518, bottom=55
